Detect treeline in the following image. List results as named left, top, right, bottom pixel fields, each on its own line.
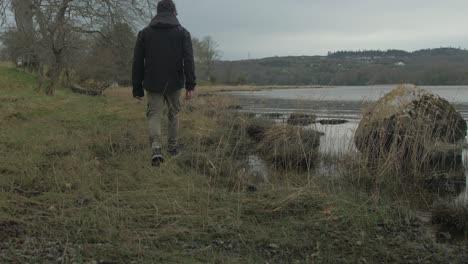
left=328, top=49, right=410, bottom=58
left=328, top=48, right=468, bottom=59
left=208, top=48, right=468, bottom=86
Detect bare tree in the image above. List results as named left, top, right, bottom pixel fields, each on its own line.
left=0, top=0, right=38, bottom=71
left=1, top=0, right=156, bottom=95
left=76, top=22, right=136, bottom=87
left=193, top=36, right=221, bottom=83
left=201, top=36, right=221, bottom=82
left=0, top=0, right=13, bottom=27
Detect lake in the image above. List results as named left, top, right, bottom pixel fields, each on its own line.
left=225, top=85, right=468, bottom=153
left=224, top=85, right=468, bottom=121
left=226, top=85, right=468, bottom=204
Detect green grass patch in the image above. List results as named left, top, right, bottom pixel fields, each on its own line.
left=0, top=65, right=37, bottom=91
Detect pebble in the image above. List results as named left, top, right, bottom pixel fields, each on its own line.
left=268, top=243, right=280, bottom=249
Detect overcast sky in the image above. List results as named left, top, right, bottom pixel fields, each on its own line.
left=169, top=0, right=468, bottom=60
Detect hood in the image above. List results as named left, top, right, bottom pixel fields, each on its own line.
left=150, top=12, right=180, bottom=28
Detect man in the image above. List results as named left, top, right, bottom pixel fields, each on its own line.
left=132, top=0, right=196, bottom=167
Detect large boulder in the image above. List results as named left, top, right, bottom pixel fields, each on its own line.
left=355, top=84, right=467, bottom=174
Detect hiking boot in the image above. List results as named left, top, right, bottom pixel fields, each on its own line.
left=151, top=147, right=164, bottom=167
left=168, top=146, right=180, bottom=157
left=168, top=142, right=184, bottom=157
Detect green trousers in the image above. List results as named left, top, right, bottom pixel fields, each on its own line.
left=146, top=89, right=182, bottom=150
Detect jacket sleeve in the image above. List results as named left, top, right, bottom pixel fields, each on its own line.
left=182, top=29, right=197, bottom=91
left=132, top=30, right=145, bottom=97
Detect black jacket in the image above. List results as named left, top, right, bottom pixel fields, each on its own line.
left=132, top=12, right=196, bottom=97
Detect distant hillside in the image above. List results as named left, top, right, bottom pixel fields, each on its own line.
left=206, top=48, right=468, bottom=86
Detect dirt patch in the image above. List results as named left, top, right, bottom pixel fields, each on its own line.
left=432, top=202, right=468, bottom=241
left=0, top=168, right=17, bottom=175
left=0, top=220, right=24, bottom=241
left=5, top=112, right=28, bottom=121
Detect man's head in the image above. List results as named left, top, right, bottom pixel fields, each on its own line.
left=157, top=0, right=177, bottom=15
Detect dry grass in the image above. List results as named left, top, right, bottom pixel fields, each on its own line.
left=1, top=66, right=466, bottom=263
left=257, top=125, right=321, bottom=171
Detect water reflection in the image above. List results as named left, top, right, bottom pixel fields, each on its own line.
left=226, top=85, right=468, bottom=104
left=314, top=122, right=358, bottom=155
left=458, top=148, right=468, bottom=206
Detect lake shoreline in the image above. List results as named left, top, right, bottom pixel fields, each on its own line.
left=198, top=84, right=334, bottom=93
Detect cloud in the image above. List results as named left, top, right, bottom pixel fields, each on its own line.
left=171, top=0, right=468, bottom=60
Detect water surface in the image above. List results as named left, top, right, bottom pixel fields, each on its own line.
left=225, top=85, right=468, bottom=121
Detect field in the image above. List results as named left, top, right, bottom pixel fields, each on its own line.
left=0, top=65, right=467, bottom=263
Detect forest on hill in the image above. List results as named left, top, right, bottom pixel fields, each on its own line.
left=209, top=48, right=468, bottom=86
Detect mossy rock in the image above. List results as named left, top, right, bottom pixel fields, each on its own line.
left=257, top=125, right=321, bottom=170
left=287, top=113, right=317, bottom=126
left=246, top=118, right=276, bottom=142
left=355, top=84, right=467, bottom=174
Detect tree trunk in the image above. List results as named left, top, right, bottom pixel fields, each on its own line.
left=45, top=52, right=64, bottom=96
left=36, top=0, right=72, bottom=96
left=12, top=0, right=34, bottom=33
left=12, top=0, right=38, bottom=72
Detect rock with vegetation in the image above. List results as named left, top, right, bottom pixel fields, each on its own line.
left=71, top=79, right=111, bottom=96
left=262, top=112, right=284, bottom=119
left=246, top=118, right=276, bottom=142
left=287, top=113, right=317, bottom=126
left=319, top=119, right=349, bottom=125
left=355, top=84, right=467, bottom=175
left=257, top=125, right=321, bottom=170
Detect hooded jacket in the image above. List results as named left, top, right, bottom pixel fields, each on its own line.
left=132, top=12, right=196, bottom=97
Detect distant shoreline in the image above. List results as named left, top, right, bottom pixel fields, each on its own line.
left=104, top=84, right=468, bottom=98
left=198, top=84, right=468, bottom=94
left=198, top=85, right=333, bottom=93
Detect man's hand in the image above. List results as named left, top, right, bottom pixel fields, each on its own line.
left=185, top=90, right=194, bottom=100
